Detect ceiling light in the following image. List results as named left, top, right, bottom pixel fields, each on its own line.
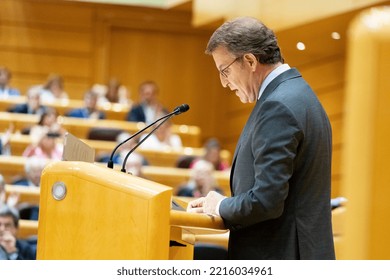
left=296, top=42, right=306, bottom=51
left=331, top=32, right=341, bottom=40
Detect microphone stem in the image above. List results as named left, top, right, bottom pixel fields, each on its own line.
left=107, top=111, right=176, bottom=168
left=121, top=115, right=173, bottom=173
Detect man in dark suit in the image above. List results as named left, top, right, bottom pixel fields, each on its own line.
left=66, top=89, right=105, bottom=119
left=0, top=205, right=36, bottom=260
left=187, top=17, right=335, bottom=260
left=8, top=86, right=46, bottom=115
left=126, top=80, right=167, bottom=124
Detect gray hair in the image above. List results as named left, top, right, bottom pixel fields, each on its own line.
left=205, top=16, right=284, bottom=64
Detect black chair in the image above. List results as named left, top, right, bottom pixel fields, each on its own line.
left=87, top=127, right=124, bottom=141
left=176, top=155, right=197, bottom=168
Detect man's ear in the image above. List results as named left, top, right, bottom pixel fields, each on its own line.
left=243, top=53, right=257, bottom=69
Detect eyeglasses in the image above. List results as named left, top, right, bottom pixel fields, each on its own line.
left=219, top=57, right=241, bottom=78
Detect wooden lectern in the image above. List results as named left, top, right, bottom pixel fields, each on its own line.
left=36, top=161, right=227, bottom=260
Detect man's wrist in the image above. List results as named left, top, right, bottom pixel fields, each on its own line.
left=215, top=197, right=226, bottom=216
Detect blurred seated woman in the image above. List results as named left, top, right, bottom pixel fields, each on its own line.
left=40, top=73, right=69, bottom=103
left=22, top=126, right=63, bottom=160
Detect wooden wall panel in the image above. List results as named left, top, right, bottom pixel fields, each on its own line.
left=0, top=0, right=95, bottom=99
left=107, top=26, right=220, bottom=136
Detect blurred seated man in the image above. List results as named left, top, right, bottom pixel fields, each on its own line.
left=7, top=85, right=46, bottom=115
left=0, top=66, right=20, bottom=98
left=126, top=80, right=167, bottom=124
left=66, top=89, right=106, bottom=119
left=12, top=157, right=49, bottom=220
left=0, top=204, right=36, bottom=260
left=176, top=159, right=223, bottom=198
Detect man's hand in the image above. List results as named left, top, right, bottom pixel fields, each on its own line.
left=187, top=191, right=226, bottom=216
left=0, top=230, right=17, bottom=254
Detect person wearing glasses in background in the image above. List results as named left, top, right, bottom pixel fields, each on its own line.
left=187, top=17, right=335, bottom=260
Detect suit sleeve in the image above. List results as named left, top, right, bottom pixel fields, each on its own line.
left=219, top=100, right=303, bottom=229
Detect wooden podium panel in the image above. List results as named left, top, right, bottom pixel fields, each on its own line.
left=37, top=161, right=227, bottom=260
left=37, top=161, right=172, bottom=260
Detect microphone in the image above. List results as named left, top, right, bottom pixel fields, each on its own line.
left=107, top=104, right=190, bottom=169
left=120, top=104, right=190, bottom=173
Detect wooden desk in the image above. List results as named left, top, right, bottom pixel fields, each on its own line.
left=5, top=184, right=40, bottom=205
left=0, top=112, right=201, bottom=147
left=0, top=96, right=130, bottom=120
left=8, top=133, right=231, bottom=167
left=18, top=219, right=38, bottom=239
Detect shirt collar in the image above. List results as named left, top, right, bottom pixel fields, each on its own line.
left=258, top=64, right=291, bottom=100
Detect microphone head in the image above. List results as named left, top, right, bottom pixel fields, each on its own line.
left=174, top=104, right=190, bottom=115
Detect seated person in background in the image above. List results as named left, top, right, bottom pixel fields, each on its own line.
left=176, top=159, right=223, bottom=198
left=66, top=89, right=106, bottom=119
left=191, top=138, right=230, bottom=171
left=22, top=126, right=63, bottom=160
left=0, top=204, right=36, bottom=260
left=0, top=66, right=20, bottom=98
left=97, top=132, right=149, bottom=166
left=0, top=174, right=19, bottom=208
left=31, top=107, right=66, bottom=137
left=139, top=118, right=182, bottom=151
left=0, top=125, right=13, bottom=155
left=95, top=78, right=132, bottom=106
left=126, top=80, right=167, bottom=124
left=13, top=157, right=49, bottom=188
left=7, top=85, right=46, bottom=115
left=12, top=157, right=49, bottom=221
left=40, top=73, right=69, bottom=103
left=124, top=152, right=147, bottom=179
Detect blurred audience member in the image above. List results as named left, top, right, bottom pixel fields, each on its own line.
left=176, top=159, right=223, bottom=198
left=95, top=78, right=131, bottom=105
left=0, top=125, right=13, bottom=155
left=40, top=74, right=69, bottom=103
left=22, top=126, right=63, bottom=160
left=124, top=152, right=146, bottom=178
left=31, top=107, right=66, bottom=137
left=0, top=204, right=36, bottom=260
left=12, top=157, right=48, bottom=221
left=126, top=80, right=167, bottom=124
left=7, top=86, right=46, bottom=115
left=0, top=174, right=19, bottom=209
left=13, top=157, right=49, bottom=188
left=191, top=138, right=230, bottom=171
left=139, top=118, right=182, bottom=151
left=97, top=132, right=148, bottom=167
left=0, top=66, right=20, bottom=98
left=66, top=89, right=106, bottom=119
